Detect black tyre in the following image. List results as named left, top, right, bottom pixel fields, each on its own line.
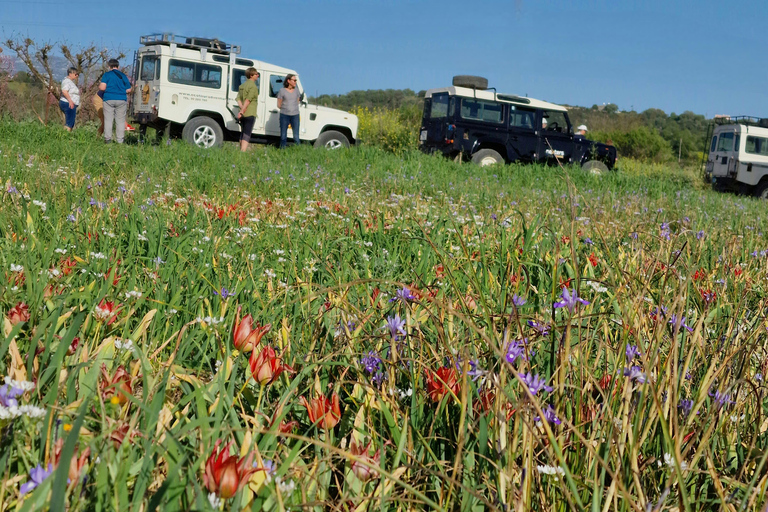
left=471, top=148, right=504, bottom=167
left=754, top=180, right=768, bottom=199
left=314, top=130, right=350, bottom=150
left=182, top=117, right=224, bottom=149
left=582, top=160, right=609, bottom=175
left=452, top=75, right=489, bottom=90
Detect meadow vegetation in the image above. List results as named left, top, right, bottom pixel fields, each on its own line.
left=0, top=121, right=767, bottom=511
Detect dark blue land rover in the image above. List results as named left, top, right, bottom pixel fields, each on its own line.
left=419, top=77, right=617, bottom=172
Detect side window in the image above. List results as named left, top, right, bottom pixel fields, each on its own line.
left=168, top=59, right=222, bottom=89
left=429, top=94, right=450, bottom=118
left=710, top=136, right=718, bottom=153
left=716, top=132, right=734, bottom=151
left=231, top=69, right=261, bottom=92
left=746, top=136, right=768, bottom=156
left=460, top=99, right=503, bottom=124
left=269, top=75, right=285, bottom=98
left=140, top=56, right=159, bottom=81
left=541, top=111, right=568, bottom=132
left=509, top=107, right=536, bottom=130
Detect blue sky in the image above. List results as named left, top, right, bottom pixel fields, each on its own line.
left=2, top=0, right=767, bottom=117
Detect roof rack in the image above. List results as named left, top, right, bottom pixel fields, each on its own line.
left=139, top=34, right=240, bottom=55
left=714, top=115, right=768, bottom=128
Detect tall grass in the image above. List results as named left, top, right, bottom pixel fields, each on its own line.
left=0, top=121, right=767, bottom=511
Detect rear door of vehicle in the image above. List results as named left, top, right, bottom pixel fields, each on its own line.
left=420, top=93, right=453, bottom=148
left=538, top=110, right=574, bottom=164
left=506, top=106, right=538, bottom=162
left=135, top=51, right=161, bottom=114
left=711, top=129, right=738, bottom=177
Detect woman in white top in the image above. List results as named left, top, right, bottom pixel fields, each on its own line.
left=59, top=67, right=80, bottom=131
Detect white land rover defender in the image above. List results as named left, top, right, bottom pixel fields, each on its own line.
left=705, top=116, right=768, bottom=198
left=130, top=34, right=358, bottom=149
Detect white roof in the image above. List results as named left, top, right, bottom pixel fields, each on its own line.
left=142, top=44, right=297, bottom=75
left=425, top=86, right=567, bottom=112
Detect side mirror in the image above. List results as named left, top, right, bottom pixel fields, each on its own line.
left=300, top=91, right=307, bottom=106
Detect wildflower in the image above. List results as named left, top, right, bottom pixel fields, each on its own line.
left=9, top=264, right=23, bottom=273
left=93, top=299, right=118, bottom=325
left=709, top=389, right=734, bottom=409
left=506, top=340, right=527, bottom=365
left=668, top=314, right=693, bottom=333
left=390, top=286, right=416, bottom=304
left=349, top=437, right=381, bottom=482
left=518, top=373, right=553, bottom=396
left=512, top=294, right=526, bottom=307
left=7, top=302, right=30, bottom=326
left=125, top=290, right=142, bottom=300
left=622, top=366, right=647, bottom=384
left=203, top=440, right=256, bottom=500
left=678, top=399, right=693, bottom=418
left=553, top=287, right=590, bottom=312
left=299, top=392, right=341, bottom=429
left=100, top=364, right=133, bottom=405
left=583, top=237, right=593, bottom=245
left=385, top=315, right=406, bottom=340
left=359, top=351, right=382, bottom=374
left=588, top=252, right=599, bottom=266
left=465, top=360, right=488, bottom=383
left=425, top=367, right=460, bottom=402
left=249, top=346, right=294, bottom=386
left=0, top=382, right=25, bottom=408
left=535, top=404, right=562, bottom=425
left=696, top=230, right=705, bottom=240
left=52, top=438, right=90, bottom=484
left=625, top=344, right=641, bottom=361
left=215, top=287, right=235, bottom=299
left=536, top=465, right=565, bottom=480
left=231, top=306, right=271, bottom=353
left=19, top=464, right=53, bottom=495
left=114, top=338, right=134, bottom=352
left=701, top=289, right=716, bottom=304
left=275, top=476, right=296, bottom=496
left=527, top=320, right=550, bottom=337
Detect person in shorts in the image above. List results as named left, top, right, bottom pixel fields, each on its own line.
left=99, top=59, right=132, bottom=144
left=236, top=67, right=259, bottom=152
left=277, top=73, right=301, bottom=148
left=59, top=67, right=80, bottom=132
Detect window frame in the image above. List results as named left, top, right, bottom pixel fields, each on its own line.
left=716, top=132, right=735, bottom=152
left=746, top=135, right=768, bottom=156
left=459, top=98, right=504, bottom=125
left=140, top=55, right=160, bottom=81
left=428, top=93, right=452, bottom=119
left=508, top=106, right=536, bottom=131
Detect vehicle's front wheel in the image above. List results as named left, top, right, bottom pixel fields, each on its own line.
left=182, top=117, right=224, bottom=149
left=582, top=159, right=609, bottom=175
left=314, top=130, right=350, bottom=149
left=471, top=149, right=504, bottom=167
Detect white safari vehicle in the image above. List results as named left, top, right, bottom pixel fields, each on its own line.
left=705, top=116, right=768, bottom=198
left=130, top=34, right=358, bottom=149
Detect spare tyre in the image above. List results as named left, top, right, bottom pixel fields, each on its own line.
left=452, top=75, right=488, bottom=89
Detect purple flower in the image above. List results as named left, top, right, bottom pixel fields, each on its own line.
left=678, top=399, right=693, bottom=418
left=630, top=232, right=638, bottom=240
left=622, top=366, right=647, bottom=384
left=506, top=340, right=527, bottom=365
left=535, top=404, right=562, bottom=425
left=360, top=351, right=382, bottom=374
left=386, top=315, right=406, bottom=340
left=215, top=287, right=234, bottom=299
left=390, top=287, right=416, bottom=304
left=709, top=389, right=733, bottom=409
left=668, top=314, right=693, bottom=333
left=696, top=230, right=705, bottom=240
left=527, top=320, right=550, bottom=337
left=518, top=373, right=553, bottom=396
left=20, top=464, right=53, bottom=495
left=553, top=287, right=590, bottom=312
left=625, top=344, right=641, bottom=361
left=583, top=237, right=593, bottom=245
left=0, top=384, right=24, bottom=407
left=371, top=371, right=387, bottom=388
left=512, top=294, right=526, bottom=307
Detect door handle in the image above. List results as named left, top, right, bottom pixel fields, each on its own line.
left=270, top=109, right=278, bottom=113
left=509, top=136, right=518, bottom=141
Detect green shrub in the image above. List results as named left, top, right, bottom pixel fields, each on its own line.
left=354, top=106, right=420, bottom=155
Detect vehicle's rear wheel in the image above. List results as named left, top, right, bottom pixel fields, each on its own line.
left=582, top=160, right=609, bottom=175
left=754, top=180, right=768, bottom=199
left=452, top=75, right=489, bottom=90
left=314, top=130, right=350, bottom=149
left=471, top=149, right=504, bottom=167
left=182, top=117, right=223, bottom=149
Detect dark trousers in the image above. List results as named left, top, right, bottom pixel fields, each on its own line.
left=279, top=113, right=300, bottom=148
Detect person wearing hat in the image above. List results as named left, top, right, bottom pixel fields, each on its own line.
left=575, top=125, right=588, bottom=137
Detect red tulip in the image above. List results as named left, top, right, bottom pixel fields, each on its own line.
left=349, top=438, right=380, bottom=482
left=203, top=440, right=256, bottom=499
left=425, top=367, right=460, bottom=403
left=299, top=392, right=341, bottom=429
left=100, top=364, right=133, bottom=405
left=7, top=302, right=30, bottom=326
left=53, top=438, right=90, bottom=483
left=249, top=345, right=294, bottom=385
left=231, top=306, right=270, bottom=353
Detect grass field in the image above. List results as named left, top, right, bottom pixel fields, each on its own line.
left=1, top=121, right=767, bottom=511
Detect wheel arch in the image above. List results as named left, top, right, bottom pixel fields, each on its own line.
left=472, top=140, right=508, bottom=162
left=318, top=125, right=355, bottom=145
left=186, top=110, right=226, bottom=128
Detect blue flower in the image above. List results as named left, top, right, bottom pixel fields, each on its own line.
left=518, top=373, right=553, bottom=396
left=505, top=340, right=527, bottom=365
left=390, top=287, right=416, bottom=304
left=512, top=294, right=526, bottom=307
left=535, top=404, right=562, bottom=425
left=625, top=344, right=641, bottom=361
left=553, top=288, right=590, bottom=312
left=20, top=464, right=53, bottom=495
left=360, top=351, right=382, bottom=374
left=0, top=383, right=24, bottom=407
left=214, top=287, right=234, bottom=299
left=696, top=230, right=705, bottom=240
left=622, top=366, right=647, bottom=384
left=386, top=315, right=406, bottom=340
left=709, top=389, right=733, bottom=409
